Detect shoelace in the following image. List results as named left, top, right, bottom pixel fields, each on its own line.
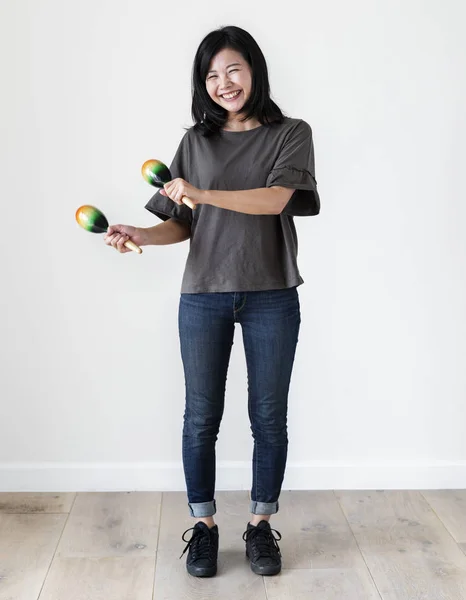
left=242, top=525, right=282, bottom=560
left=179, top=526, right=213, bottom=560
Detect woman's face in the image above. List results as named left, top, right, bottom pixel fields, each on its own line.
left=205, top=48, right=252, bottom=114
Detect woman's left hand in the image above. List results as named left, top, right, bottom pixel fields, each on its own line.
left=160, top=178, right=206, bottom=208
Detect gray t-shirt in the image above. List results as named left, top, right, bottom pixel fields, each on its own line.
left=145, top=117, right=320, bottom=293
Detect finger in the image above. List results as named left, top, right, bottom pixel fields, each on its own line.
left=105, top=233, right=117, bottom=246
left=107, top=225, right=122, bottom=236
left=111, top=234, right=124, bottom=249
left=169, top=186, right=180, bottom=204
left=117, top=235, right=129, bottom=252
left=160, top=189, right=167, bottom=196
left=163, top=183, right=179, bottom=204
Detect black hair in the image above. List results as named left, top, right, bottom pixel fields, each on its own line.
left=190, top=25, right=286, bottom=137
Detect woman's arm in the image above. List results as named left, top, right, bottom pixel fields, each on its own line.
left=201, top=187, right=294, bottom=215
left=142, top=218, right=191, bottom=245
left=161, top=179, right=294, bottom=215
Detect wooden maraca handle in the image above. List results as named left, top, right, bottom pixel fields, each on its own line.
left=182, top=196, right=195, bottom=210
left=124, top=239, right=142, bottom=254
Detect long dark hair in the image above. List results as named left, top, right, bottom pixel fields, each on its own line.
left=190, top=26, right=286, bottom=137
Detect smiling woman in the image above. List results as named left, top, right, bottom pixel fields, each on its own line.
left=104, top=24, right=320, bottom=580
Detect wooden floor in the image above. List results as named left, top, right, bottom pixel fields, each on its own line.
left=1, top=490, right=466, bottom=599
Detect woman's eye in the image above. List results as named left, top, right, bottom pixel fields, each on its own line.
left=207, top=69, right=238, bottom=81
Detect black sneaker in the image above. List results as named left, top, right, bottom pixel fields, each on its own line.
left=180, top=522, right=219, bottom=577
left=242, top=520, right=282, bottom=575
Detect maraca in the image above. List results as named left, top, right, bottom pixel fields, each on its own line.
left=75, top=205, right=142, bottom=254
left=141, top=159, right=195, bottom=210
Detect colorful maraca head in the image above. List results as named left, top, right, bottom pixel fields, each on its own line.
left=141, top=159, right=172, bottom=188
left=75, top=205, right=109, bottom=234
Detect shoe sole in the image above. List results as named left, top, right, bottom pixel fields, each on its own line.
left=246, top=551, right=281, bottom=576
left=187, top=564, right=217, bottom=577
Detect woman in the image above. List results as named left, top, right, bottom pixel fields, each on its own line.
left=104, top=25, right=320, bottom=578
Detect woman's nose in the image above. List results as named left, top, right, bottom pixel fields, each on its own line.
left=219, top=74, right=232, bottom=88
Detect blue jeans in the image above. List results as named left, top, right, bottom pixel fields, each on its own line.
left=178, top=287, right=301, bottom=518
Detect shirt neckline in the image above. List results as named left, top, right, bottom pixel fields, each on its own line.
left=221, top=125, right=264, bottom=134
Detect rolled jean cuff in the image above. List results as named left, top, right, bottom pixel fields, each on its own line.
left=250, top=500, right=279, bottom=515
left=188, top=499, right=216, bottom=518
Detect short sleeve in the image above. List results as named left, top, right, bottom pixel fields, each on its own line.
left=266, top=120, right=320, bottom=217
left=144, top=132, right=193, bottom=225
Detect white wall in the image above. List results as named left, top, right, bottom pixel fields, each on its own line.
left=1, top=0, right=465, bottom=492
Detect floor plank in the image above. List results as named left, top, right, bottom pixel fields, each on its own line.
left=37, top=557, right=155, bottom=600
left=336, top=490, right=466, bottom=600
left=271, top=490, right=370, bottom=569
left=421, top=490, right=466, bottom=543
left=0, top=492, right=75, bottom=514
left=0, top=513, right=67, bottom=600
left=153, top=550, right=266, bottom=600
left=264, top=567, right=382, bottom=600
left=56, top=492, right=161, bottom=558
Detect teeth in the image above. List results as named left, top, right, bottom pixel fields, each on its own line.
left=222, top=90, right=241, bottom=99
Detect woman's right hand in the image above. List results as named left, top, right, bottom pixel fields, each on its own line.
left=104, top=224, right=146, bottom=253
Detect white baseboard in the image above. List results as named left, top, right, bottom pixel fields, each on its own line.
left=1, top=460, right=465, bottom=492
